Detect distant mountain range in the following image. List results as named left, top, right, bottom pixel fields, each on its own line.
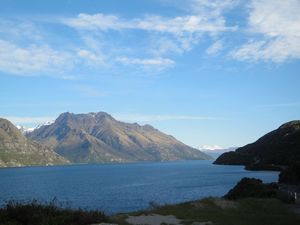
left=16, top=121, right=54, bottom=135
left=16, top=125, right=35, bottom=134
left=201, top=147, right=238, bottom=159
left=26, top=112, right=211, bottom=164
left=0, top=118, right=68, bottom=167
left=214, top=120, right=300, bottom=170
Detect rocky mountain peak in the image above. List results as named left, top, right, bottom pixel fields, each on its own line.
left=27, top=112, right=212, bottom=163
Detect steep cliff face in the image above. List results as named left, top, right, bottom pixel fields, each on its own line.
left=0, top=118, right=69, bottom=167
left=214, top=121, right=300, bottom=170
left=28, top=112, right=212, bottom=163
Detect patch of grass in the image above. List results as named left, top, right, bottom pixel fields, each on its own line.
left=111, top=198, right=300, bottom=225
left=4, top=198, right=299, bottom=225
left=0, top=200, right=108, bottom=225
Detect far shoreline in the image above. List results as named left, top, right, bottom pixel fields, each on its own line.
left=0, top=158, right=215, bottom=169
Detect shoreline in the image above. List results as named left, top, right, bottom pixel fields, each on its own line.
left=0, top=159, right=213, bottom=169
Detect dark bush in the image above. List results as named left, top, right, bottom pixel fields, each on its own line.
left=224, top=178, right=278, bottom=200
left=276, top=190, right=296, bottom=203
left=0, top=200, right=108, bottom=225
left=279, top=162, right=300, bottom=185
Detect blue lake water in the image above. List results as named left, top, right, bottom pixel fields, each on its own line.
left=0, top=160, right=279, bottom=214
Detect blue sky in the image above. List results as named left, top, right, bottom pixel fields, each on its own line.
left=1, top=0, right=300, bottom=149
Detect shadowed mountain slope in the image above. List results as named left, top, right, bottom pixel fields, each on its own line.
left=214, top=121, right=300, bottom=170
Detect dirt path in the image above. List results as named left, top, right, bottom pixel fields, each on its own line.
left=126, top=214, right=182, bottom=225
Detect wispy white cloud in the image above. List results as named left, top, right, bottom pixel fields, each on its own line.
left=114, top=113, right=224, bottom=122
left=150, top=37, right=184, bottom=56
left=62, top=8, right=236, bottom=58
left=117, top=57, right=175, bottom=71
left=0, top=20, right=43, bottom=42
left=3, top=0, right=297, bottom=79
left=188, top=0, right=239, bottom=17
left=232, top=0, right=300, bottom=62
left=0, top=39, right=75, bottom=78
left=63, top=13, right=233, bottom=34
left=77, top=49, right=105, bottom=66
left=0, top=0, right=240, bottom=77
left=206, top=40, right=223, bottom=54
left=0, top=37, right=108, bottom=78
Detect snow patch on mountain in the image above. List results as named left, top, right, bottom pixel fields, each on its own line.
left=16, top=120, right=54, bottom=134
left=198, top=145, right=223, bottom=151
left=35, top=120, right=55, bottom=129
left=16, top=125, right=35, bottom=134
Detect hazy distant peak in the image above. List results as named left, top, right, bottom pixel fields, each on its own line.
left=16, top=125, right=35, bottom=134
left=199, top=145, right=223, bottom=151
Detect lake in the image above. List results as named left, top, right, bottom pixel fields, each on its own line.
left=0, top=160, right=279, bottom=214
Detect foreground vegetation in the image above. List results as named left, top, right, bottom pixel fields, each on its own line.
left=111, top=197, right=300, bottom=225
left=1, top=197, right=299, bottom=225
left=111, top=177, right=300, bottom=224
left=0, top=200, right=108, bottom=225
